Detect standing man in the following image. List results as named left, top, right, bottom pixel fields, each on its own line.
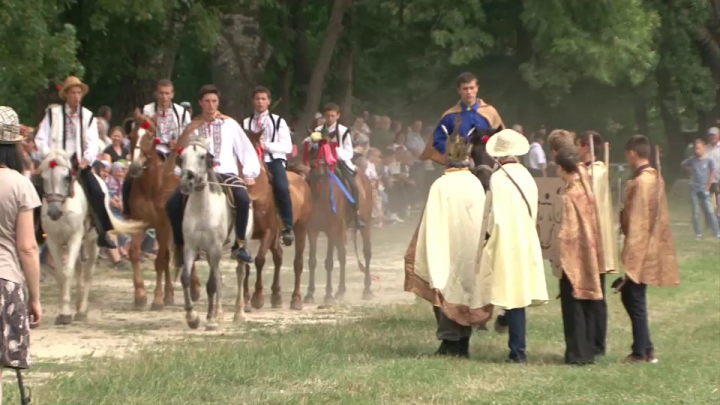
left=242, top=86, right=294, bottom=246
left=421, top=72, right=504, bottom=167
left=166, top=85, right=260, bottom=266
left=34, top=76, right=116, bottom=248
left=527, top=132, right=547, bottom=177
left=707, top=127, right=720, bottom=220
left=406, top=120, right=427, bottom=200
left=123, top=79, right=191, bottom=217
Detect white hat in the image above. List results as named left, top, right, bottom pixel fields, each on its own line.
left=708, top=127, right=719, bottom=136
left=486, top=128, right=530, bottom=157
left=0, top=106, right=23, bottom=144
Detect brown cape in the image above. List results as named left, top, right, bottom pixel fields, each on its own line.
left=620, top=168, right=679, bottom=286
left=419, top=100, right=504, bottom=165
left=558, top=174, right=605, bottom=300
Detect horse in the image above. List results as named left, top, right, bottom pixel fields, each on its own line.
left=38, top=150, right=146, bottom=324
left=177, top=137, right=253, bottom=330
left=242, top=129, right=313, bottom=311
left=303, top=132, right=374, bottom=304
left=126, top=115, right=201, bottom=310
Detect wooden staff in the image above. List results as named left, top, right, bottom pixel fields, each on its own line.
left=604, top=142, right=610, bottom=168
left=589, top=133, right=596, bottom=194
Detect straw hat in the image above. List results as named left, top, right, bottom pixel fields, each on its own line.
left=486, top=128, right=530, bottom=157
left=0, top=106, right=23, bottom=144
left=58, top=76, right=89, bottom=99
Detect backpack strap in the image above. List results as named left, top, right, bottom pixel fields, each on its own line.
left=269, top=114, right=278, bottom=142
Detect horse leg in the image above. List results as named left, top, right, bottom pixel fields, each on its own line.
left=191, top=261, right=201, bottom=302
left=74, top=236, right=98, bottom=321
left=304, top=229, right=318, bottom=304
left=323, top=237, right=335, bottom=305
left=270, top=242, right=283, bottom=308
left=243, top=263, right=253, bottom=313
left=251, top=233, right=272, bottom=310
left=129, top=232, right=147, bottom=309
left=155, top=226, right=174, bottom=306
left=335, top=235, right=347, bottom=302
left=54, top=233, right=82, bottom=325
left=290, top=224, right=306, bottom=310
left=234, top=260, right=246, bottom=323
left=361, top=226, right=374, bottom=300
left=206, top=247, right=223, bottom=331
left=150, top=236, right=165, bottom=311
left=181, top=245, right=200, bottom=329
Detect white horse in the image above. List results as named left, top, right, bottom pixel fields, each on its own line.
left=178, top=139, right=253, bottom=330
left=38, top=150, right=146, bottom=325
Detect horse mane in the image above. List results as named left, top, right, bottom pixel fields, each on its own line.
left=37, top=149, right=71, bottom=171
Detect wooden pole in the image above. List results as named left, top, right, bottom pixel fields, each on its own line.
left=589, top=133, right=596, bottom=194
left=604, top=142, right=610, bottom=168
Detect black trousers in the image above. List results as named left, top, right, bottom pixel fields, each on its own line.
left=337, top=161, right=359, bottom=211
left=78, top=167, right=115, bottom=233
left=266, top=159, right=293, bottom=229
left=591, top=274, right=608, bottom=355
left=433, top=306, right=472, bottom=341
left=165, top=173, right=251, bottom=247
left=620, top=279, right=654, bottom=357
left=560, top=275, right=596, bottom=364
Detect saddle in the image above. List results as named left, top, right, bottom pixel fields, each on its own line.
left=219, top=175, right=246, bottom=210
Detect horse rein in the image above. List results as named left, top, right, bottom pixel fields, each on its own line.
left=45, top=161, right=76, bottom=204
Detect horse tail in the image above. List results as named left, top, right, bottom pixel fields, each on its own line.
left=97, top=174, right=147, bottom=235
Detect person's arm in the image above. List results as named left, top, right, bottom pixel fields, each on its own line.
left=432, top=115, right=453, bottom=155
left=234, top=122, right=261, bottom=180
left=16, top=180, right=42, bottom=327
left=264, top=117, right=293, bottom=155
left=681, top=157, right=692, bottom=173
left=539, top=149, right=547, bottom=177
left=84, top=116, right=100, bottom=166
left=707, top=160, right=715, bottom=191
left=34, top=111, right=51, bottom=156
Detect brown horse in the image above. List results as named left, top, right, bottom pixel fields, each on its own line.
left=126, top=114, right=201, bottom=310
left=243, top=129, right=313, bottom=311
left=303, top=133, right=374, bottom=304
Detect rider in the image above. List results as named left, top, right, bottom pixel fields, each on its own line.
left=165, top=84, right=260, bottom=266
left=421, top=72, right=504, bottom=168
left=123, top=79, right=191, bottom=217
left=313, top=102, right=365, bottom=228
left=34, top=76, right=116, bottom=248
left=242, top=86, right=294, bottom=246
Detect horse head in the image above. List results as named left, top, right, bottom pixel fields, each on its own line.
left=128, top=112, right=160, bottom=178
left=38, top=150, right=76, bottom=220
left=178, top=138, right=214, bottom=195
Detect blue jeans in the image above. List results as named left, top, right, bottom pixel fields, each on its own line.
left=266, top=159, right=293, bottom=229
left=690, top=189, right=720, bottom=236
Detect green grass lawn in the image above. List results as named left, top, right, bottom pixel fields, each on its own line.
left=7, top=204, right=720, bottom=405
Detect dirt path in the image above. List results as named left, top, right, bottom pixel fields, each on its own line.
left=31, top=219, right=419, bottom=363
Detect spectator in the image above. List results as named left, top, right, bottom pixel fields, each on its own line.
left=406, top=120, right=427, bottom=201
left=97, top=105, right=112, bottom=147
left=373, top=116, right=394, bottom=151
left=351, top=116, right=370, bottom=156
left=707, top=127, right=720, bottom=219
left=102, top=127, right=130, bottom=163
left=105, top=162, right=130, bottom=264
left=528, top=132, right=547, bottom=177
left=92, top=159, right=110, bottom=180
left=682, top=139, right=720, bottom=238
left=365, top=148, right=385, bottom=226
left=179, top=101, right=193, bottom=118
left=0, top=106, right=42, bottom=386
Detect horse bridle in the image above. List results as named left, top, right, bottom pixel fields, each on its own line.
left=45, top=161, right=76, bottom=204
left=179, top=139, right=212, bottom=190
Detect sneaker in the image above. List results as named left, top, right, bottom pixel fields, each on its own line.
left=622, top=353, right=647, bottom=364
left=97, top=233, right=117, bottom=249
left=696, top=234, right=703, bottom=239
left=389, top=213, right=404, bottom=223
left=281, top=228, right=294, bottom=246
left=646, top=349, right=658, bottom=364
left=233, top=245, right=254, bottom=264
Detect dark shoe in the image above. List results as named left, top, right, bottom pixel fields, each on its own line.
left=507, top=356, right=528, bottom=364
left=434, top=340, right=451, bottom=356
left=646, top=349, right=658, bottom=364
left=97, top=233, right=117, bottom=249
left=233, top=245, right=254, bottom=264
left=494, top=314, right=508, bottom=334
left=174, top=245, right=184, bottom=268
left=622, top=353, right=647, bottom=364
left=457, top=337, right=470, bottom=358
left=281, top=228, right=294, bottom=247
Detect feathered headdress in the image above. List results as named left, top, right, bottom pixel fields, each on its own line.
left=445, top=113, right=471, bottom=164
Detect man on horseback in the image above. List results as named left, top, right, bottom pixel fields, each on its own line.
left=34, top=76, right=117, bottom=248
left=314, top=102, right=365, bottom=228
left=242, top=86, right=294, bottom=246
left=420, top=72, right=504, bottom=171
left=166, top=85, right=260, bottom=265
left=123, top=78, right=191, bottom=217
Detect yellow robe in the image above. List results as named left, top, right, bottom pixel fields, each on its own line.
left=588, top=161, right=619, bottom=273
left=477, top=163, right=549, bottom=309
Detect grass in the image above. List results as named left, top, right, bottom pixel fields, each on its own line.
left=6, top=203, right=720, bottom=405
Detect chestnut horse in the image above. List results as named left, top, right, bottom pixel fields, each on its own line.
left=303, top=133, right=374, bottom=304
left=126, top=115, right=201, bottom=310
left=243, top=129, right=313, bottom=311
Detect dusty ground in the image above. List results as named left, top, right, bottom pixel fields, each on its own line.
left=31, top=218, right=419, bottom=364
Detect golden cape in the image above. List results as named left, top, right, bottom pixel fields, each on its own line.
left=557, top=174, right=604, bottom=300
left=404, top=169, right=493, bottom=327
left=419, top=100, right=504, bottom=165
left=620, top=168, right=679, bottom=286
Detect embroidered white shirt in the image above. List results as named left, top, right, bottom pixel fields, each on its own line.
left=141, top=102, right=191, bottom=155
left=192, top=118, right=260, bottom=179
left=35, top=104, right=99, bottom=164
left=243, top=111, right=292, bottom=163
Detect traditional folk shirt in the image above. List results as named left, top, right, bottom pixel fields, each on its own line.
left=141, top=102, right=191, bottom=155
left=620, top=166, right=679, bottom=286
left=191, top=117, right=260, bottom=179
left=35, top=104, right=99, bottom=164
left=585, top=161, right=619, bottom=273
left=242, top=111, right=292, bottom=163
left=557, top=174, right=604, bottom=300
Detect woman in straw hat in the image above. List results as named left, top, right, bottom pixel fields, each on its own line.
left=0, top=106, right=42, bottom=400
left=33, top=76, right=118, bottom=248
left=475, top=128, right=548, bottom=364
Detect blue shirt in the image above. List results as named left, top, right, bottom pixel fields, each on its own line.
left=682, top=156, right=715, bottom=192
left=433, top=101, right=491, bottom=155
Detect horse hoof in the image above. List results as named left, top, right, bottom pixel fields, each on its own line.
left=54, top=314, right=73, bottom=325
left=164, top=296, right=175, bottom=306
left=133, top=296, right=148, bottom=310
left=323, top=295, right=335, bottom=305
left=150, top=302, right=164, bottom=311
left=271, top=294, right=282, bottom=309
left=290, top=298, right=303, bottom=311
left=233, top=314, right=246, bottom=324
left=206, top=322, right=219, bottom=331
left=73, top=312, right=88, bottom=322
left=362, top=290, right=374, bottom=301
left=334, top=292, right=345, bottom=302
left=303, top=295, right=314, bottom=304
left=251, top=293, right=264, bottom=310
left=187, top=317, right=201, bottom=330
left=243, top=305, right=254, bottom=313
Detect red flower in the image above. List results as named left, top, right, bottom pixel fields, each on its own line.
left=55, top=84, right=63, bottom=91
left=481, top=135, right=490, bottom=144
left=154, top=138, right=161, bottom=145
left=177, top=147, right=184, bottom=155
left=72, top=169, right=76, bottom=176
left=49, top=160, right=58, bottom=169
left=213, top=161, right=219, bottom=167
left=141, top=121, right=151, bottom=130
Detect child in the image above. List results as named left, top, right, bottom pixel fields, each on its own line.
left=555, top=146, right=605, bottom=365
left=681, top=139, right=720, bottom=238
left=618, top=135, right=680, bottom=364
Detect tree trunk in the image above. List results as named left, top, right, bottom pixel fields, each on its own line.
left=656, top=67, right=685, bottom=181
left=634, top=98, right=650, bottom=136
left=338, top=47, right=354, bottom=125
left=291, top=0, right=311, bottom=101
left=279, top=64, right=292, bottom=119
left=211, top=6, right=272, bottom=120
left=297, top=0, right=352, bottom=132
